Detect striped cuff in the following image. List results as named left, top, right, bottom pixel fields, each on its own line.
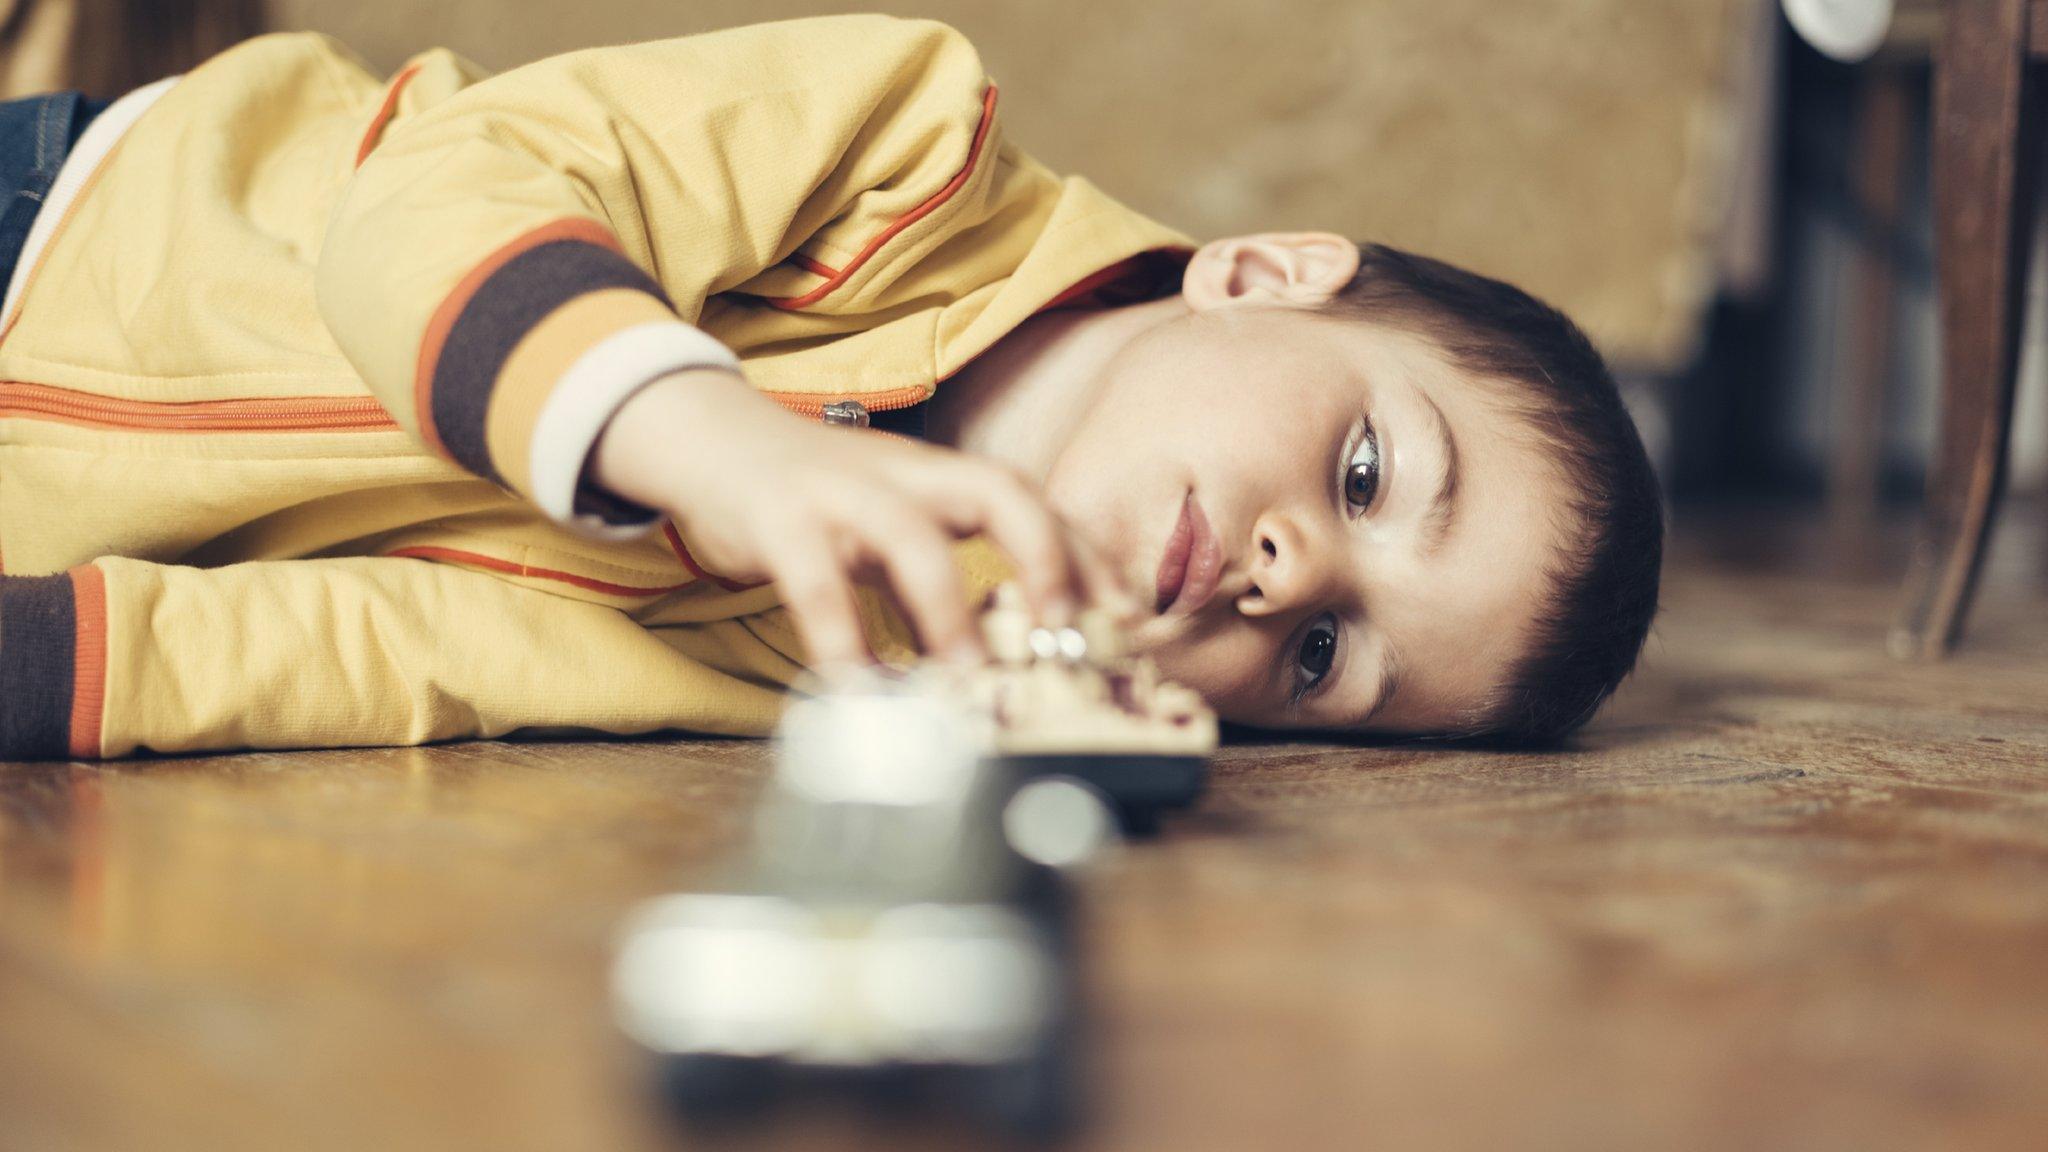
left=528, top=320, right=742, bottom=539
left=0, top=566, right=105, bottom=760
left=413, top=217, right=684, bottom=505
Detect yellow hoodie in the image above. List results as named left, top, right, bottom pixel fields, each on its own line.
left=0, top=15, right=1194, bottom=760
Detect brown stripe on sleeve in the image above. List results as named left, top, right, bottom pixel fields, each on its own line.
left=0, top=572, right=78, bottom=760
left=413, top=218, right=671, bottom=481
left=484, top=287, right=680, bottom=500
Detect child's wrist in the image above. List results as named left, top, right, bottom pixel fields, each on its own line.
left=587, top=365, right=765, bottom=509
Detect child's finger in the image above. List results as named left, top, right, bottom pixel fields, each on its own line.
left=963, top=470, right=1082, bottom=627
left=856, top=503, right=983, bottom=663
left=1060, top=520, right=1141, bottom=622
left=768, top=529, right=873, bottom=668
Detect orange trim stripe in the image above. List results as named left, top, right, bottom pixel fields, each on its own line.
left=355, top=62, right=424, bottom=168
left=766, top=84, right=999, bottom=311
left=67, top=564, right=106, bottom=760
left=386, top=545, right=692, bottom=598
left=661, top=522, right=762, bottom=592
left=0, top=382, right=396, bottom=432
left=412, top=217, right=624, bottom=460
left=789, top=253, right=842, bottom=279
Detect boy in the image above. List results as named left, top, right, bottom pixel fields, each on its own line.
left=0, top=15, right=1661, bottom=761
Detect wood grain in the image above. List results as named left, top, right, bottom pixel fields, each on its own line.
left=1, top=510, right=2046, bottom=1152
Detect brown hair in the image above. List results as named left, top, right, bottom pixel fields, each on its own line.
left=1320, top=242, right=1663, bottom=743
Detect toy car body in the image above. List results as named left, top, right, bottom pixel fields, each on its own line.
left=965, top=585, right=1219, bottom=831
left=612, top=686, right=1091, bottom=1137
left=611, top=589, right=1215, bottom=1134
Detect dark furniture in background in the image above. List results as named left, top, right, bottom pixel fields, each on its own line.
left=1894, top=0, right=2045, bottom=658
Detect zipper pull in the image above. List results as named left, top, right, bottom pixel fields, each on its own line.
left=820, top=400, right=870, bottom=427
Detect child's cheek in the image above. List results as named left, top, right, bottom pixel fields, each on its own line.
left=1134, top=621, right=1272, bottom=718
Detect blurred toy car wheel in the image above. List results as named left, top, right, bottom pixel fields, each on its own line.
left=969, top=1040, right=1079, bottom=1141
left=657, top=1054, right=778, bottom=1125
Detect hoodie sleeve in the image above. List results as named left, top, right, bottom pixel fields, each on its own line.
left=0, top=535, right=1021, bottom=762
left=316, top=15, right=998, bottom=538
left=0, top=556, right=793, bottom=761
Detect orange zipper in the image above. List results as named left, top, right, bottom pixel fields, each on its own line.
left=1, top=379, right=936, bottom=433
left=0, top=382, right=398, bottom=432
left=0, top=248, right=1182, bottom=434
left=760, top=384, right=932, bottom=418
left=0, top=245, right=1186, bottom=436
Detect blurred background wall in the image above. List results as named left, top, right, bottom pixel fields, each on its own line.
left=264, top=0, right=1760, bottom=379
left=6, top=0, right=2042, bottom=511
left=0, top=0, right=261, bottom=100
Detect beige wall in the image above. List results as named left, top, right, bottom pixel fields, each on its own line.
left=269, top=0, right=1760, bottom=371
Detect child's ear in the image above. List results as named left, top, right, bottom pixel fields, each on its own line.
left=1182, top=232, right=1359, bottom=311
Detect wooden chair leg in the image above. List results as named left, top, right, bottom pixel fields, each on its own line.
left=1891, top=0, right=2041, bottom=660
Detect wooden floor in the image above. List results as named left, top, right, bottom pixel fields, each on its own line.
left=2, top=507, right=2045, bottom=1152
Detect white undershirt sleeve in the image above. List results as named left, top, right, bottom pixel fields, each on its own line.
left=527, top=319, right=744, bottom=540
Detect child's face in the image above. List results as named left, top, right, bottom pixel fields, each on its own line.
left=1042, top=304, right=1570, bottom=736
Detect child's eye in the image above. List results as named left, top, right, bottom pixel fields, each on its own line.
left=1344, top=423, right=1382, bottom=513
left=1290, top=614, right=1339, bottom=704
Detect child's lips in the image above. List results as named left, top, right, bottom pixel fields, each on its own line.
left=1154, top=492, right=1223, bottom=616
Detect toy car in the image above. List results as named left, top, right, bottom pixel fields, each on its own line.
left=611, top=589, right=1214, bottom=1136
left=964, top=584, right=1218, bottom=833
left=612, top=683, right=1113, bottom=1139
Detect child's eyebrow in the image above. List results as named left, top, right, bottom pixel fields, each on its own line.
left=1420, top=390, right=1461, bottom=555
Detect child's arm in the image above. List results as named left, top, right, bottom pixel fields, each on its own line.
left=317, top=17, right=1125, bottom=663
left=0, top=555, right=793, bottom=761
left=318, top=15, right=987, bottom=525
left=588, top=366, right=1131, bottom=670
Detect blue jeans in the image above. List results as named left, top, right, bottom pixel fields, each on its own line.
left=0, top=91, right=109, bottom=290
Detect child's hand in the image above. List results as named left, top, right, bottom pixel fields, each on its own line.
left=589, top=367, right=1135, bottom=667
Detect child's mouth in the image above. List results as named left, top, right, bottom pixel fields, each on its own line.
left=1154, top=492, right=1222, bottom=616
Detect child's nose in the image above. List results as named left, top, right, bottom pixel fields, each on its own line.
left=1241, top=511, right=1341, bottom=615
